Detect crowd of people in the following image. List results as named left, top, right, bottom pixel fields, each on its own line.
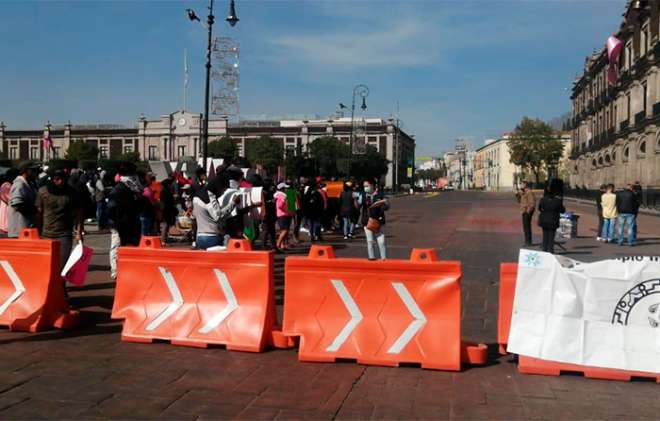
left=596, top=182, right=642, bottom=246
left=0, top=160, right=391, bottom=282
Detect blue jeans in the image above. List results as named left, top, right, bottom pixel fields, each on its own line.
left=617, top=213, right=636, bottom=245
left=601, top=218, right=616, bottom=241
left=197, top=234, right=221, bottom=250
left=140, top=216, right=153, bottom=236
left=96, top=200, right=108, bottom=229
left=342, top=217, right=354, bottom=237
left=309, top=218, right=321, bottom=240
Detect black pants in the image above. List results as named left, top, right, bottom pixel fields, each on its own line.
left=522, top=212, right=533, bottom=245
left=542, top=228, right=556, bottom=253
left=263, top=219, right=277, bottom=249
left=597, top=213, right=604, bottom=238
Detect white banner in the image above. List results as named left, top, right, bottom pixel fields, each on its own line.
left=508, top=249, right=660, bottom=374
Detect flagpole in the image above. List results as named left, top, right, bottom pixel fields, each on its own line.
left=184, top=49, right=189, bottom=111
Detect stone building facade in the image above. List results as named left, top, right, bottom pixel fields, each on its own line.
left=570, top=0, right=660, bottom=189
left=0, top=112, right=414, bottom=189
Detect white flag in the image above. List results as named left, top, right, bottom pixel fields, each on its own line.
left=508, top=250, right=660, bottom=373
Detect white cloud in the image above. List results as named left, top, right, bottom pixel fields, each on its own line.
left=269, top=19, right=439, bottom=70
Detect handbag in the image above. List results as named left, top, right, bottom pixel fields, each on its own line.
left=366, top=217, right=381, bottom=232
left=61, top=241, right=94, bottom=286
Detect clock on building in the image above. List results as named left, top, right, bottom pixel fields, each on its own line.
left=178, top=117, right=187, bottom=127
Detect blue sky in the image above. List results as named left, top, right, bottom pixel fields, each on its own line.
left=0, top=0, right=625, bottom=156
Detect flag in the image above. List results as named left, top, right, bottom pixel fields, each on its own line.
left=607, top=35, right=623, bottom=86
left=42, top=134, right=52, bottom=150
left=508, top=250, right=660, bottom=373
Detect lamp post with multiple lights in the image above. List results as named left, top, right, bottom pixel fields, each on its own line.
left=186, top=0, right=239, bottom=171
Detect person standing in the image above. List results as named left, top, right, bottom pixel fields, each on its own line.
left=8, top=161, right=38, bottom=238
left=595, top=184, right=607, bottom=241
left=518, top=182, right=536, bottom=246
left=36, top=169, right=83, bottom=271
left=363, top=180, right=389, bottom=260
left=159, top=178, right=178, bottom=246
left=301, top=179, right=324, bottom=242
left=107, top=163, right=144, bottom=280
left=94, top=170, right=112, bottom=231
left=340, top=182, right=357, bottom=240
left=632, top=181, right=642, bottom=238
left=274, top=182, right=294, bottom=251
left=600, top=184, right=617, bottom=243
left=537, top=184, right=565, bottom=254
left=0, top=169, right=18, bottom=236
left=616, top=183, right=639, bottom=246
left=192, top=175, right=237, bottom=250
left=262, top=178, right=278, bottom=251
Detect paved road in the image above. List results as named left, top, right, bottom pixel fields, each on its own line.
left=0, top=191, right=659, bottom=419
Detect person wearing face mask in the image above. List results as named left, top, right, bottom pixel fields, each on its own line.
left=8, top=161, right=39, bottom=238
left=362, top=179, right=389, bottom=260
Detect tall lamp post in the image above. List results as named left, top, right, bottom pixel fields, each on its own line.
left=347, top=84, right=369, bottom=176
left=187, top=0, right=239, bottom=172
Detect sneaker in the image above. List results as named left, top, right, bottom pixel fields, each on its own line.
left=596, top=236, right=602, bottom=241
left=344, top=236, right=348, bottom=240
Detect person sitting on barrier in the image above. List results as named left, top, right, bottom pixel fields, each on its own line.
left=8, top=161, right=39, bottom=238
left=192, top=174, right=239, bottom=250
left=36, top=168, right=83, bottom=273
left=107, top=163, right=144, bottom=280
left=363, top=180, right=389, bottom=260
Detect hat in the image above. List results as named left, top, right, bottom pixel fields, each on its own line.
left=277, top=182, right=289, bottom=190
left=17, top=161, right=40, bottom=173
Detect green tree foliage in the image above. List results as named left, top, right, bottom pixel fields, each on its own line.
left=65, top=140, right=99, bottom=161
left=507, top=117, right=565, bottom=185
left=245, top=135, right=284, bottom=175
left=284, top=149, right=317, bottom=179
left=309, top=136, right=349, bottom=177
left=207, top=136, right=238, bottom=164
left=116, top=152, right=141, bottom=164
left=417, top=168, right=445, bottom=183
left=350, top=146, right=389, bottom=181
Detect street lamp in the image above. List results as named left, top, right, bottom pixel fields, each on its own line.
left=346, top=84, right=369, bottom=176
left=187, top=0, right=239, bottom=172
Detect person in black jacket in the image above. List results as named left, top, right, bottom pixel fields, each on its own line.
left=616, top=183, right=639, bottom=246
left=595, top=184, right=606, bottom=241
left=301, top=179, right=324, bottom=242
left=159, top=178, right=178, bottom=246
left=538, top=183, right=566, bottom=254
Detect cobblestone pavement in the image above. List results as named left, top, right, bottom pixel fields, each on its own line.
left=0, top=191, right=659, bottom=420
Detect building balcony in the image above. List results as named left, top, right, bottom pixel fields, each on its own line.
left=635, top=111, right=646, bottom=126
left=620, top=119, right=629, bottom=131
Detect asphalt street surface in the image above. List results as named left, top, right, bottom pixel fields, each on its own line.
left=0, top=191, right=659, bottom=419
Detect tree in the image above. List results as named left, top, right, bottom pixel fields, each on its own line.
left=507, top=117, right=565, bottom=185
left=350, top=146, right=389, bottom=181
left=245, top=135, right=283, bottom=175
left=309, top=136, right=350, bottom=177
left=207, top=136, right=238, bottom=164
left=116, top=152, right=141, bottom=164
left=65, top=140, right=98, bottom=161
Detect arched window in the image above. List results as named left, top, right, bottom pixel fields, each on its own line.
left=624, top=147, right=630, bottom=161
left=612, top=151, right=617, bottom=162
left=598, top=156, right=604, bottom=166
left=640, top=141, right=647, bottom=155
left=605, top=154, right=611, bottom=164
left=592, top=159, right=598, bottom=168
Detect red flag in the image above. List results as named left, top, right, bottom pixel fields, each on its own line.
left=607, top=36, right=623, bottom=86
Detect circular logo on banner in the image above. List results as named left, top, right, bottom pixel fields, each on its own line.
left=612, top=279, right=660, bottom=327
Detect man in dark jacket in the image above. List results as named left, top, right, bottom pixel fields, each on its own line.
left=538, top=182, right=565, bottom=254
left=616, top=184, right=639, bottom=246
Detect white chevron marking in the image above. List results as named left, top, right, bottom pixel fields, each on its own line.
left=387, top=282, right=427, bottom=354
left=198, top=269, right=239, bottom=334
left=0, top=261, right=25, bottom=316
left=145, top=267, right=184, bottom=331
left=326, top=279, right=363, bottom=352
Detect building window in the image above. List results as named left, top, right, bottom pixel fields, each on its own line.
left=8, top=147, right=18, bottom=160
left=640, top=141, right=647, bottom=155
left=99, top=146, right=108, bottom=159
left=643, top=82, right=648, bottom=114
left=29, top=146, right=39, bottom=160
left=624, top=147, right=630, bottom=161
left=627, top=93, right=631, bottom=121
left=177, top=145, right=186, bottom=158
left=625, top=40, right=633, bottom=69
left=123, top=146, right=133, bottom=154
left=641, top=23, right=649, bottom=56
left=148, top=145, right=158, bottom=160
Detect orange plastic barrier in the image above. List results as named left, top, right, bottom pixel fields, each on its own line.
left=0, top=229, right=78, bottom=331
left=282, top=246, right=487, bottom=370
left=322, top=181, right=344, bottom=199
left=111, top=237, right=289, bottom=352
left=497, top=263, right=518, bottom=354
left=498, top=262, right=660, bottom=382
